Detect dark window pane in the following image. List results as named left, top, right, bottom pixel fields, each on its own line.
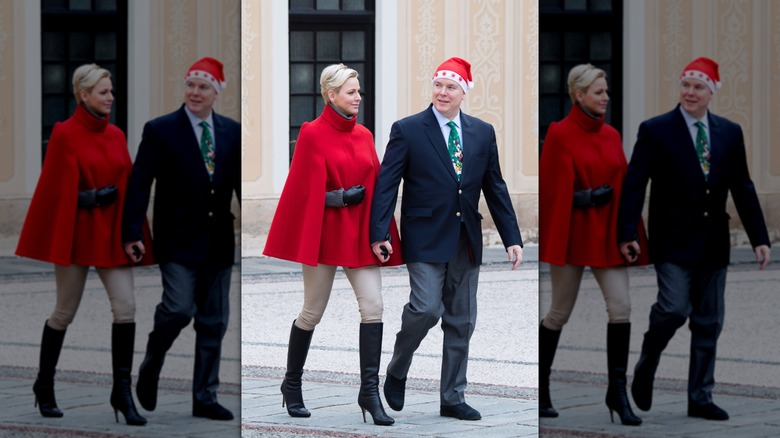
left=564, top=32, right=586, bottom=61
left=315, top=98, right=325, bottom=116
left=290, top=95, right=315, bottom=126
left=290, top=31, right=314, bottom=61
left=316, top=0, right=339, bottom=10
left=290, top=63, right=315, bottom=94
left=95, top=0, right=117, bottom=10
left=564, top=0, right=587, bottom=10
left=589, top=0, right=612, bottom=11
left=350, top=62, right=365, bottom=77
left=540, top=32, right=560, bottom=61
left=42, top=0, right=67, bottom=10
left=69, top=0, right=91, bottom=10
left=540, top=0, right=562, bottom=9
left=343, top=0, right=365, bottom=10
left=43, top=96, right=67, bottom=126
left=316, top=31, right=339, bottom=60
left=590, top=32, right=611, bottom=60
left=342, top=31, right=364, bottom=61
left=42, top=32, right=66, bottom=61
left=291, top=0, right=314, bottom=9
left=540, top=96, right=563, bottom=126
left=95, top=32, right=116, bottom=60
left=69, top=32, right=94, bottom=59
left=540, top=64, right=562, bottom=94
left=43, top=65, right=67, bottom=93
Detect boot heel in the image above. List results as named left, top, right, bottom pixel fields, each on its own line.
left=608, top=407, right=614, bottom=423
left=114, top=408, right=119, bottom=423
left=281, top=393, right=286, bottom=408
left=361, top=407, right=367, bottom=423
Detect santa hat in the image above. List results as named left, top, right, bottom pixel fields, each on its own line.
left=184, top=57, right=226, bottom=93
left=432, top=57, right=474, bottom=93
left=680, top=57, right=721, bottom=93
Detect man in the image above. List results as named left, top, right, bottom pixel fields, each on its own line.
left=370, top=57, right=523, bottom=421
left=122, top=57, right=240, bottom=421
left=618, top=57, right=770, bottom=421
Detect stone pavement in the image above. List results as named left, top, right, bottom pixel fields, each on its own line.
left=241, top=247, right=540, bottom=437
left=539, top=247, right=780, bottom=437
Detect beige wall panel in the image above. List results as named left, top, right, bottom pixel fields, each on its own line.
left=0, top=0, right=13, bottom=182
left=770, top=0, right=780, bottom=177
left=241, top=0, right=262, bottom=182
left=216, top=0, right=241, bottom=121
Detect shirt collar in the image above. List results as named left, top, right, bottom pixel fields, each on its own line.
left=679, top=105, right=709, bottom=129
left=184, top=105, right=214, bottom=129
left=431, top=106, right=462, bottom=130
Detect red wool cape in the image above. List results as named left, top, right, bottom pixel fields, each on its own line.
left=264, top=105, right=402, bottom=268
left=17, top=105, right=151, bottom=268
left=540, top=104, right=648, bottom=268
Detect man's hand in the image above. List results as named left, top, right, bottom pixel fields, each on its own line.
left=507, top=245, right=523, bottom=270
left=619, top=241, right=640, bottom=264
left=124, top=241, right=145, bottom=263
left=755, top=244, right=771, bottom=270
left=371, top=241, right=392, bottom=263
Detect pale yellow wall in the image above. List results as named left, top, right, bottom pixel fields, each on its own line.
left=0, top=0, right=14, bottom=184
left=627, top=0, right=780, bottom=243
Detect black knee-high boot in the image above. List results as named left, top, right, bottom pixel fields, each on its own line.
left=539, top=321, right=561, bottom=418
left=281, top=320, right=314, bottom=417
left=357, top=323, right=394, bottom=426
left=605, top=323, right=642, bottom=426
left=110, top=323, right=147, bottom=426
left=33, top=321, right=66, bottom=418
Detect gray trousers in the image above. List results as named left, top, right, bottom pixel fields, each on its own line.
left=386, top=228, right=480, bottom=406
left=636, top=262, right=727, bottom=405
left=145, top=262, right=231, bottom=405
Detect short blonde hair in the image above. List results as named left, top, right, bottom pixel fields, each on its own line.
left=567, top=63, right=607, bottom=104
left=320, top=63, right=359, bottom=105
left=72, top=64, right=111, bottom=104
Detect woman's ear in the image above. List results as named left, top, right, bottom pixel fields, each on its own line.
left=327, top=89, right=336, bottom=104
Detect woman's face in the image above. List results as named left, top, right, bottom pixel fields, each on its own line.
left=576, top=76, right=609, bottom=116
left=81, top=77, right=114, bottom=116
left=329, top=77, right=362, bottom=117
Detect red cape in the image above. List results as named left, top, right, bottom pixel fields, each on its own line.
left=17, top=105, right=153, bottom=267
left=540, top=105, right=648, bottom=267
left=264, top=105, right=402, bottom=268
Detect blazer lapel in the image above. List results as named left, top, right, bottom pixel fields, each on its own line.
left=460, top=113, right=475, bottom=182
left=706, top=113, right=724, bottom=183
left=672, top=107, right=707, bottom=182
left=176, top=106, right=212, bottom=183
left=422, top=108, right=459, bottom=182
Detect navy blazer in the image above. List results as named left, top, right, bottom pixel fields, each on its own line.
left=370, top=105, right=522, bottom=265
left=618, top=105, right=769, bottom=268
left=123, top=104, right=241, bottom=268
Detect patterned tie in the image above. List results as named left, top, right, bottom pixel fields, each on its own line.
left=694, top=121, right=710, bottom=180
left=446, top=121, right=463, bottom=180
left=199, top=120, right=215, bottom=180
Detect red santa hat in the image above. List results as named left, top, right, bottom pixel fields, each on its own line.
left=432, top=57, right=474, bottom=93
left=184, top=57, right=226, bottom=93
left=680, top=57, right=721, bottom=93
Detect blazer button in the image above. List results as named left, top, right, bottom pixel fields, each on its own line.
left=456, top=212, right=461, bottom=217
left=458, top=189, right=462, bottom=194
left=211, top=189, right=215, bottom=195
left=703, top=211, right=708, bottom=217
left=705, top=189, right=710, bottom=195
left=208, top=212, right=214, bottom=217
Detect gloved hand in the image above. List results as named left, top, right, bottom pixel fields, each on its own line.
left=95, top=184, right=118, bottom=206
left=342, top=185, right=365, bottom=206
left=590, top=184, right=613, bottom=206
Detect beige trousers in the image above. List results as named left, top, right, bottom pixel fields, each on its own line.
left=47, top=264, right=135, bottom=331
left=295, top=264, right=382, bottom=331
left=543, top=264, right=631, bottom=331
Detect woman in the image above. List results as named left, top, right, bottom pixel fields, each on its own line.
left=17, top=64, right=150, bottom=426
left=264, top=63, right=402, bottom=426
left=539, top=64, right=648, bottom=426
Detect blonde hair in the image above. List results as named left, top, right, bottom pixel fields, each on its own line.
left=567, top=64, right=607, bottom=104
left=320, top=63, right=359, bottom=105
left=72, top=64, right=111, bottom=104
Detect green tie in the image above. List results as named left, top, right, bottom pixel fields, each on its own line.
left=199, top=120, right=215, bottom=180
left=446, top=121, right=463, bottom=180
left=694, top=121, right=710, bottom=180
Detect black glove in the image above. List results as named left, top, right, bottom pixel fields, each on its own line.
left=78, top=185, right=118, bottom=208
left=342, top=185, right=365, bottom=206
left=572, top=185, right=612, bottom=208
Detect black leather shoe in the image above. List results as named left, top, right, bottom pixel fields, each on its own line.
left=383, top=374, right=406, bottom=411
left=630, top=375, right=653, bottom=411
left=193, top=402, right=234, bottom=421
left=688, top=402, right=729, bottom=421
left=135, top=371, right=158, bottom=411
left=440, top=403, right=481, bottom=421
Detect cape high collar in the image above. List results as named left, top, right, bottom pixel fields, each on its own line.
left=74, top=104, right=110, bottom=133
left=569, top=103, right=605, bottom=133
left=322, top=103, right=357, bottom=132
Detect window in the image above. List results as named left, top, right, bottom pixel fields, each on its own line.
left=539, top=0, right=623, bottom=149
left=289, top=0, right=375, bottom=162
left=41, top=0, right=128, bottom=160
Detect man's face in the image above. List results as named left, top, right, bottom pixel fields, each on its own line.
left=431, top=78, right=465, bottom=119
left=679, top=78, right=713, bottom=119
left=184, top=78, right=218, bottom=119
